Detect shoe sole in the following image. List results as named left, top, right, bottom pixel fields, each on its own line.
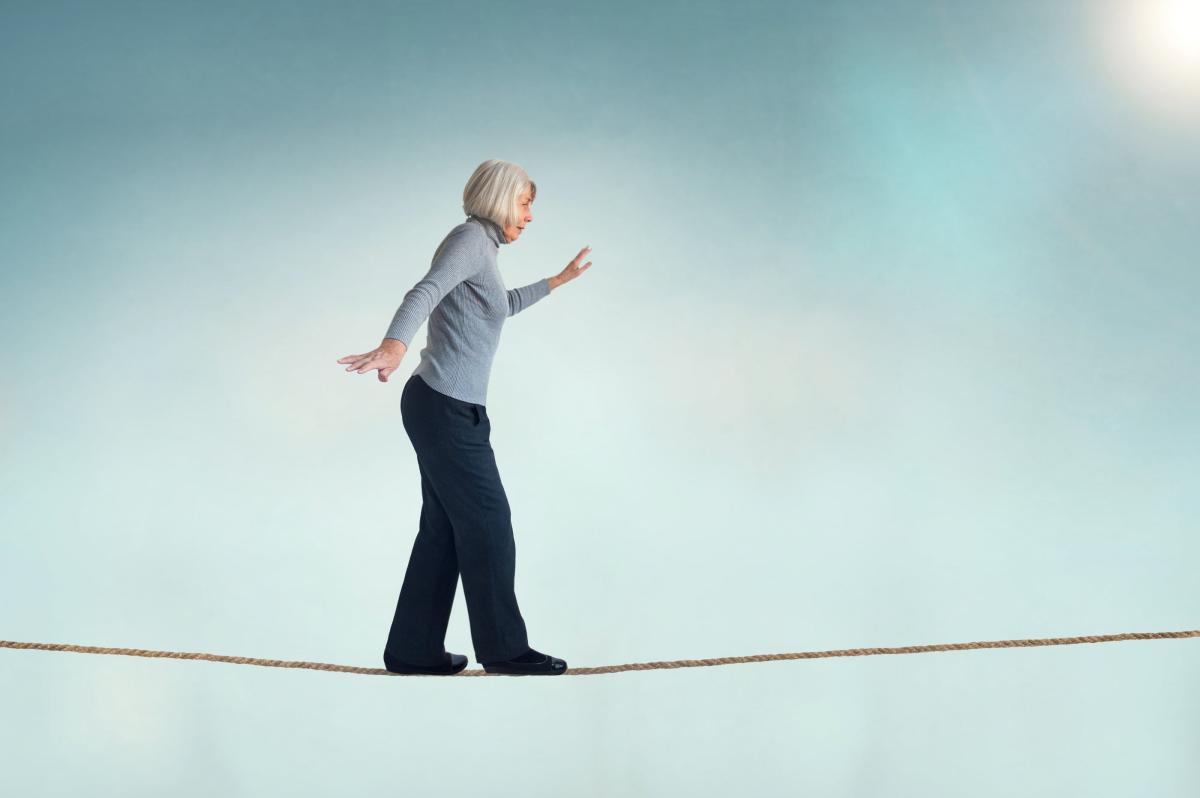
left=385, top=665, right=468, bottom=675
left=384, top=654, right=468, bottom=676
left=481, top=658, right=568, bottom=676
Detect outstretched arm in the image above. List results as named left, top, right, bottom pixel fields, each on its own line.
left=383, top=226, right=484, bottom=347
left=506, top=278, right=552, bottom=317
left=507, top=246, right=593, bottom=317
left=337, top=226, right=489, bottom=383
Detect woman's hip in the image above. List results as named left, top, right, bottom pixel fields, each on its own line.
left=402, top=373, right=491, bottom=448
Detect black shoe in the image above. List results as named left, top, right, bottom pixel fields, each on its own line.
left=481, top=648, right=568, bottom=676
left=383, top=651, right=468, bottom=676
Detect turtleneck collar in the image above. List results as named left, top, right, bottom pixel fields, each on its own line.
left=467, top=215, right=507, bottom=247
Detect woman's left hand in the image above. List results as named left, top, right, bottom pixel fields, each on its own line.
left=551, top=246, right=592, bottom=290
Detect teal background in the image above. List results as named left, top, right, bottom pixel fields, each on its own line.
left=2, top=0, right=1197, bottom=794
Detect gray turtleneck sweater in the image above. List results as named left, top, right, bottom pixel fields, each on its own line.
left=383, top=214, right=551, bottom=406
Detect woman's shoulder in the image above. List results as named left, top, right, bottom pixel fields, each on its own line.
left=441, top=218, right=489, bottom=246
left=429, top=218, right=489, bottom=265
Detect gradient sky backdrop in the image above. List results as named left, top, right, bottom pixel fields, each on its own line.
left=2, top=0, right=1197, bottom=794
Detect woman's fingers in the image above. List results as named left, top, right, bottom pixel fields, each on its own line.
left=339, top=347, right=401, bottom=377
left=354, top=356, right=381, bottom=373
left=337, top=350, right=380, bottom=373
left=559, top=259, right=592, bottom=284
left=554, top=247, right=593, bottom=286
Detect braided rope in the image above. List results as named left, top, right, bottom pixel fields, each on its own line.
left=3, top=628, right=1196, bottom=677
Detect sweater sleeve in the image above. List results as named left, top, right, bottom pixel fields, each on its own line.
left=506, top=278, right=552, bottom=317
left=383, top=227, right=483, bottom=347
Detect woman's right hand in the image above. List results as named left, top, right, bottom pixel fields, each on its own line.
left=337, top=339, right=407, bottom=382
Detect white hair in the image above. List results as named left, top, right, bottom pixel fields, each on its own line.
left=462, top=159, right=537, bottom=230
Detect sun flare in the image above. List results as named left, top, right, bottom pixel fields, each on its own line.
left=1101, top=0, right=1200, bottom=107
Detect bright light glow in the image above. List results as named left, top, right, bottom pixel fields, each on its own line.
left=1139, top=0, right=1200, bottom=71
left=1100, top=0, right=1200, bottom=110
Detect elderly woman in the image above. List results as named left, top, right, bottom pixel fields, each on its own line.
left=337, top=160, right=591, bottom=676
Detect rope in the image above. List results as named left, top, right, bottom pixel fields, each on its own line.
left=3, top=627, right=1196, bottom=677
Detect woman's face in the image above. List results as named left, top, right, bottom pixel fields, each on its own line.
left=502, top=187, right=534, bottom=243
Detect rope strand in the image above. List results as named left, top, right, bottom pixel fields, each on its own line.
left=3, top=627, right=1196, bottom=677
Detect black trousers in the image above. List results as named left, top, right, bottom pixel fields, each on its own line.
left=384, top=373, right=531, bottom=665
